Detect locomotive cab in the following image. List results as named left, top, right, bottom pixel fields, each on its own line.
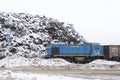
left=91, top=43, right=103, bottom=56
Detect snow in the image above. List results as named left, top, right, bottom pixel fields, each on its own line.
left=1, top=70, right=120, bottom=80
left=0, top=70, right=89, bottom=80
left=0, top=56, right=120, bottom=80
left=0, top=55, right=71, bottom=68
left=0, top=55, right=30, bottom=68
left=90, top=59, right=120, bottom=65
left=1, top=55, right=120, bottom=70
left=40, top=58, right=71, bottom=66
left=79, top=59, right=120, bottom=70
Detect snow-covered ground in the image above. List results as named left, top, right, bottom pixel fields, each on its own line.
left=0, top=56, right=120, bottom=80
left=1, top=70, right=120, bottom=80
left=0, top=70, right=89, bottom=80
left=1, top=55, right=120, bottom=70
left=79, top=59, right=120, bottom=70
left=0, top=55, right=71, bottom=68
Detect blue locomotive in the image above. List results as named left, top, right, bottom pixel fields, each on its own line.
left=46, top=42, right=120, bottom=63
left=46, top=43, right=105, bottom=63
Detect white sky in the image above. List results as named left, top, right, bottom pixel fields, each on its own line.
left=0, top=0, right=120, bottom=45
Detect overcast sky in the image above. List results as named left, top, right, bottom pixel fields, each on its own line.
left=0, top=0, right=120, bottom=45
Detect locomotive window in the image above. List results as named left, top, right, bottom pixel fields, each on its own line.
left=52, top=47, right=60, bottom=55
left=93, top=45, right=99, bottom=50
left=53, top=48, right=59, bottom=52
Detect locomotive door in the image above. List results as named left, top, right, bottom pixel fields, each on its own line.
left=52, top=47, right=60, bottom=55
left=92, top=44, right=100, bottom=55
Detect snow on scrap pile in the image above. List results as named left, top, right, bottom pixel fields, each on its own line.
left=0, top=11, right=85, bottom=58
left=79, top=59, right=120, bottom=70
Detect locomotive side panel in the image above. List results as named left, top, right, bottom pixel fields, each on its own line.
left=58, top=44, right=91, bottom=55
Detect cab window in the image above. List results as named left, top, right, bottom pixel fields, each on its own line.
left=93, top=45, right=99, bottom=50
